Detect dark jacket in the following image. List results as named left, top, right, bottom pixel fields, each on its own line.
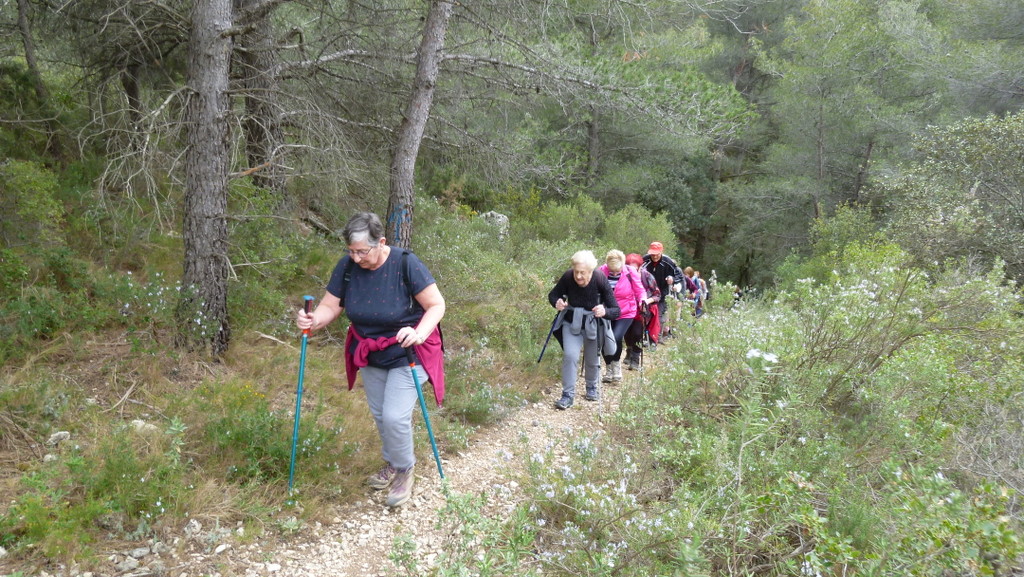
left=547, top=268, right=621, bottom=321
left=642, top=254, right=684, bottom=295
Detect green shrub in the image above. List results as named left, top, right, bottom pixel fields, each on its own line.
left=191, top=379, right=352, bottom=487
left=0, top=420, right=189, bottom=559
left=529, top=194, right=606, bottom=243
left=602, top=203, right=675, bottom=256
left=0, top=160, right=65, bottom=249
left=0, top=248, right=28, bottom=300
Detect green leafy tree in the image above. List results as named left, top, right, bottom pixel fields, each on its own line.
left=875, top=112, right=1024, bottom=281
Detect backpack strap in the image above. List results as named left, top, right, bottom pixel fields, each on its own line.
left=339, top=258, right=355, bottom=305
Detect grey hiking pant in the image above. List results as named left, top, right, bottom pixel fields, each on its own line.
left=560, top=328, right=600, bottom=398
left=360, top=364, right=428, bottom=471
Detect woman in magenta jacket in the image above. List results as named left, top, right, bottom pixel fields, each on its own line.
left=597, top=249, right=649, bottom=383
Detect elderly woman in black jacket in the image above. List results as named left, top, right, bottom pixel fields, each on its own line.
left=547, top=250, right=620, bottom=409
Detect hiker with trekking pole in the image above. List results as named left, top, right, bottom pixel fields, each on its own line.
left=642, top=242, right=684, bottom=341
left=295, top=211, right=446, bottom=508
left=546, top=250, right=620, bottom=410
left=624, top=253, right=660, bottom=367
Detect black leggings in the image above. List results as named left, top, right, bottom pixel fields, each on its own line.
left=603, top=317, right=634, bottom=363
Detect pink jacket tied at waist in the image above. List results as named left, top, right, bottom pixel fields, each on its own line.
left=344, top=326, right=446, bottom=407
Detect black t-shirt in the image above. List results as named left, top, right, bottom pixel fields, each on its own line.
left=547, top=268, right=621, bottom=321
left=326, top=248, right=436, bottom=369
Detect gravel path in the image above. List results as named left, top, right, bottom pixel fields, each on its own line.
left=218, top=366, right=647, bottom=577
left=81, top=362, right=655, bottom=577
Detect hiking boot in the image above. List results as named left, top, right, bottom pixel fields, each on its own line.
left=554, top=395, right=573, bottom=410
left=627, top=352, right=641, bottom=370
left=649, top=342, right=657, bottom=352
left=385, top=467, right=414, bottom=508
left=584, top=388, right=599, bottom=401
left=602, top=366, right=614, bottom=383
left=610, top=361, right=622, bottom=383
left=367, top=463, right=396, bottom=490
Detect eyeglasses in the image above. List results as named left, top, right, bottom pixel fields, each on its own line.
left=347, top=245, right=377, bottom=258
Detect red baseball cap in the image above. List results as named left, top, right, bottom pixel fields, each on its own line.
left=648, top=242, right=663, bottom=255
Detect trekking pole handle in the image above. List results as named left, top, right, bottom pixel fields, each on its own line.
left=302, top=295, right=314, bottom=335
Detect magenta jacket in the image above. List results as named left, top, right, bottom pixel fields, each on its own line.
left=344, top=326, right=445, bottom=406
left=598, top=264, right=647, bottom=321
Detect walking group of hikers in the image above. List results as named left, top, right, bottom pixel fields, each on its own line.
left=295, top=212, right=712, bottom=507
left=545, top=242, right=710, bottom=410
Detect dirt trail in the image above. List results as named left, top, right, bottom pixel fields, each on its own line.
left=209, top=367, right=649, bottom=577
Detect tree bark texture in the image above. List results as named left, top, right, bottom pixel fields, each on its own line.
left=386, top=0, right=453, bottom=249
left=178, top=0, right=233, bottom=356
left=17, top=0, right=48, bottom=103
left=18, top=0, right=65, bottom=159
left=585, top=105, right=600, bottom=188
left=236, top=0, right=286, bottom=205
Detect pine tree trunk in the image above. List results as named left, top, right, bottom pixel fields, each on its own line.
left=178, top=0, right=233, bottom=357
left=386, top=0, right=453, bottom=249
left=237, top=0, right=286, bottom=205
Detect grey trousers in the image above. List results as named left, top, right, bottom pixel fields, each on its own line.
left=560, top=329, right=600, bottom=398
left=360, top=364, right=428, bottom=471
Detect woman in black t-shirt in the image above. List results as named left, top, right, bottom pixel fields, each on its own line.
left=297, top=212, right=445, bottom=509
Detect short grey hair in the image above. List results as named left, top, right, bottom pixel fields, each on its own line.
left=342, top=212, right=385, bottom=246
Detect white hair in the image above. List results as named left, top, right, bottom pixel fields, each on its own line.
left=570, top=250, right=598, bottom=271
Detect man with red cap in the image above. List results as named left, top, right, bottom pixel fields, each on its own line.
left=642, top=241, right=685, bottom=340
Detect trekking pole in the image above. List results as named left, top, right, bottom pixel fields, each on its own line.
left=406, top=348, right=445, bottom=480
left=537, top=295, right=567, bottom=363
left=288, top=295, right=314, bottom=494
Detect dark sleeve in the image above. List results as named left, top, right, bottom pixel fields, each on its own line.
left=548, top=270, right=572, bottom=307
left=405, top=251, right=438, bottom=295
left=685, top=276, right=698, bottom=293
left=665, top=255, right=684, bottom=280
left=594, top=272, right=621, bottom=320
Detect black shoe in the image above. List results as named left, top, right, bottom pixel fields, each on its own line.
left=554, top=395, right=573, bottom=410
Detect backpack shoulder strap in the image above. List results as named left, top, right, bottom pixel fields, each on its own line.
left=400, top=248, right=415, bottom=312
left=339, top=247, right=415, bottom=309
left=339, top=257, right=356, bottom=304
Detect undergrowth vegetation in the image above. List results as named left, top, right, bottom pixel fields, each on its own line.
left=2, top=188, right=1022, bottom=574
left=389, top=240, right=1024, bottom=575
left=0, top=193, right=672, bottom=571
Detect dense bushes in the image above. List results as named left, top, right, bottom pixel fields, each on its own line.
left=420, top=240, right=1023, bottom=576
